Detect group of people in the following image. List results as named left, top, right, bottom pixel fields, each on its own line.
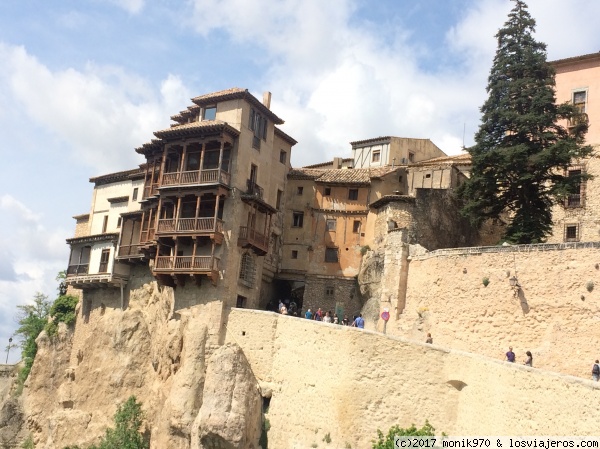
left=303, top=308, right=365, bottom=328
left=505, top=346, right=533, bottom=366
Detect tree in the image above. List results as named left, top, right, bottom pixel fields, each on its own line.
left=13, top=293, right=51, bottom=385
left=458, top=0, right=593, bottom=243
left=372, top=421, right=436, bottom=449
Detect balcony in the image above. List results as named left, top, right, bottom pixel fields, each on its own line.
left=67, top=264, right=89, bottom=276
left=154, top=255, right=219, bottom=273
left=156, top=217, right=224, bottom=243
left=568, top=113, right=589, bottom=130
left=161, top=169, right=231, bottom=188
left=245, top=179, right=264, bottom=199
left=143, top=184, right=159, bottom=199
left=238, top=226, right=268, bottom=256
left=117, top=244, right=144, bottom=259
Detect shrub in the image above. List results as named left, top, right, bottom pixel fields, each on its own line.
left=372, top=421, right=436, bottom=449
left=88, top=396, right=148, bottom=449
left=45, top=295, right=79, bottom=336
left=482, top=277, right=490, bottom=287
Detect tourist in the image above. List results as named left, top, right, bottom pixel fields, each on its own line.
left=323, top=311, right=332, bottom=323
left=280, top=304, right=288, bottom=315
left=278, top=300, right=284, bottom=313
left=314, top=308, right=323, bottom=321
left=352, top=314, right=365, bottom=328
left=305, top=309, right=313, bottom=320
left=523, top=351, right=533, bottom=367
left=333, top=315, right=339, bottom=324
left=342, top=315, right=349, bottom=326
left=425, top=333, right=433, bottom=344
left=505, top=346, right=516, bottom=363
left=592, top=360, right=600, bottom=381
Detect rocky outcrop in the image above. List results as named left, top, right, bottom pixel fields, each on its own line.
left=0, top=397, right=25, bottom=448
left=192, top=344, right=262, bottom=449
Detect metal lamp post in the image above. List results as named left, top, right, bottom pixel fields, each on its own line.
left=5, top=337, right=12, bottom=364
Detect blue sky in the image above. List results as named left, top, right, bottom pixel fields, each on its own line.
left=1, top=0, right=599, bottom=362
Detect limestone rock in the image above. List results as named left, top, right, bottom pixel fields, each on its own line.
left=192, top=343, right=262, bottom=449
left=358, top=249, right=384, bottom=299
left=0, top=398, right=25, bottom=448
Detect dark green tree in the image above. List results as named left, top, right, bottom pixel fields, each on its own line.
left=14, top=293, right=51, bottom=385
left=458, top=0, right=593, bottom=243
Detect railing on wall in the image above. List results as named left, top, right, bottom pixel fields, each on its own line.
left=410, top=241, right=600, bottom=260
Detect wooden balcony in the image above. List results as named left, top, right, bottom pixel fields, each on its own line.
left=67, top=264, right=89, bottom=276
left=117, top=244, right=144, bottom=259
left=238, top=226, right=268, bottom=256
left=161, top=169, right=231, bottom=188
left=154, top=255, right=219, bottom=275
left=143, top=184, right=159, bottom=199
left=156, top=218, right=224, bottom=242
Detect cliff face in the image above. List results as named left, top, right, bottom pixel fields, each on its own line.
left=17, top=267, right=262, bottom=449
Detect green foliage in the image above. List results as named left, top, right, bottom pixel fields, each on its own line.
left=323, top=432, right=332, bottom=444
left=458, top=0, right=593, bottom=244
left=21, top=435, right=35, bottom=449
left=360, top=245, right=371, bottom=256
left=86, top=396, right=148, bottom=449
left=14, top=293, right=51, bottom=387
left=482, top=277, right=490, bottom=287
left=45, top=295, right=79, bottom=336
left=372, top=421, right=436, bottom=449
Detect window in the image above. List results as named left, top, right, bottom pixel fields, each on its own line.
left=239, top=253, right=255, bottom=286
left=324, top=187, right=331, bottom=196
left=297, top=186, right=303, bottom=195
left=325, top=286, right=334, bottom=296
left=425, top=173, right=431, bottom=179
left=291, top=250, right=298, bottom=259
left=325, top=247, right=339, bottom=263
left=564, top=224, right=579, bottom=242
left=280, top=150, right=287, bottom=164
left=326, top=219, right=336, bottom=231
left=203, top=106, right=217, bottom=121
left=117, top=217, right=122, bottom=228
left=276, top=189, right=283, bottom=210
left=99, top=249, right=110, bottom=273
left=353, top=220, right=361, bottom=233
left=372, top=150, right=381, bottom=162
left=102, top=215, right=108, bottom=233
left=573, top=90, right=587, bottom=113
left=348, top=189, right=359, bottom=200
left=236, top=295, right=247, bottom=308
left=566, top=168, right=584, bottom=208
left=249, top=108, right=267, bottom=149
left=132, top=188, right=139, bottom=201
left=292, top=212, right=304, bottom=228
left=408, top=152, right=415, bottom=163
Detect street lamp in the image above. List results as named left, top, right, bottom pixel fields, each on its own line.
left=5, top=337, right=12, bottom=364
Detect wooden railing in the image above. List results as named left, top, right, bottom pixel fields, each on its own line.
left=140, top=228, right=155, bottom=243
left=118, top=244, right=143, bottom=258
left=143, top=184, right=159, bottom=199
left=67, top=264, right=89, bottom=276
left=161, top=169, right=230, bottom=187
left=157, top=218, right=224, bottom=234
left=239, top=226, right=268, bottom=252
left=154, top=256, right=219, bottom=272
left=245, top=180, right=264, bottom=199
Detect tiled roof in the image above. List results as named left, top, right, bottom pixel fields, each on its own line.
left=303, top=158, right=353, bottom=168
left=370, top=195, right=416, bottom=209
left=350, top=136, right=392, bottom=146
left=411, top=153, right=471, bottom=167
left=550, top=52, right=600, bottom=67
left=135, top=139, right=164, bottom=155
left=72, top=213, right=89, bottom=220
left=153, top=121, right=240, bottom=140
left=191, top=88, right=285, bottom=125
left=90, top=167, right=145, bottom=186
left=288, top=167, right=400, bottom=185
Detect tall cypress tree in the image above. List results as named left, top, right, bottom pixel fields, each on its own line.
left=458, top=0, right=593, bottom=243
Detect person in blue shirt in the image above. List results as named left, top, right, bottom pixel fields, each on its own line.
left=352, top=314, right=365, bottom=328
left=505, top=346, right=516, bottom=363
left=305, top=309, right=313, bottom=320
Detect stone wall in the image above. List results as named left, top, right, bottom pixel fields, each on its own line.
left=385, top=243, right=600, bottom=377
left=225, top=309, right=600, bottom=449
left=302, top=275, right=362, bottom=319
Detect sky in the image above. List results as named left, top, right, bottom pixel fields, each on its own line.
left=1, top=0, right=600, bottom=363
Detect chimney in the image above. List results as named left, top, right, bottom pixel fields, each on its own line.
left=263, top=91, right=272, bottom=109
left=332, top=157, right=342, bottom=169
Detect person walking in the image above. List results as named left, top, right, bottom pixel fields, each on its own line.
left=425, top=333, right=433, bottom=344
left=505, top=346, right=516, bottom=363
left=305, top=309, right=313, bottom=320
left=592, top=360, right=600, bottom=381
left=353, top=314, right=365, bottom=329
left=523, top=351, right=533, bottom=367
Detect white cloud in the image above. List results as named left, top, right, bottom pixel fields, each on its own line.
left=0, top=44, right=191, bottom=174
left=104, top=0, right=145, bottom=14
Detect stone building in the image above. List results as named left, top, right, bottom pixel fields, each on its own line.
left=66, top=168, right=145, bottom=290
left=66, top=88, right=297, bottom=318
left=548, top=52, right=600, bottom=243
